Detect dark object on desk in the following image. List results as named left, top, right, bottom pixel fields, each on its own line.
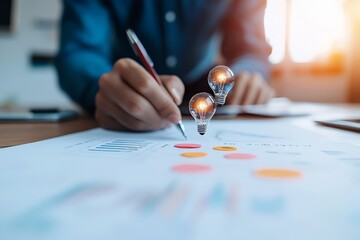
left=0, top=0, right=15, bottom=33
left=30, top=52, right=55, bottom=67
left=0, top=109, right=79, bottom=123
left=316, top=119, right=360, bottom=133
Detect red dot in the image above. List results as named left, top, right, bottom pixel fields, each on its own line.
left=172, top=164, right=212, bottom=173
left=174, top=143, right=201, bottom=149
left=224, top=153, right=256, bottom=160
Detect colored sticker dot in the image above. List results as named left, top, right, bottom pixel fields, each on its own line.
left=172, top=164, right=212, bottom=173
left=213, top=146, right=237, bottom=151
left=255, top=168, right=301, bottom=179
left=224, top=153, right=256, bottom=160
left=181, top=152, right=208, bottom=158
left=174, top=143, right=201, bottom=149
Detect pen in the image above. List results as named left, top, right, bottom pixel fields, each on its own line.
left=126, top=29, right=187, bottom=139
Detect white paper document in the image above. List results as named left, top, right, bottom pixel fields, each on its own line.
left=0, top=119, right=360, bottom=240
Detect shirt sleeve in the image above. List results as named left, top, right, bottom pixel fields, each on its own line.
left=55, top=0, right=113, bottom=112
left=220, top=0, right=272, bottom=80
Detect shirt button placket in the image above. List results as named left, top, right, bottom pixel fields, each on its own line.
left=166, top=55, right=177, bottom=68
left=165, top=11, right=176, bottom=23
left=164, top=6, right=178, bottom=70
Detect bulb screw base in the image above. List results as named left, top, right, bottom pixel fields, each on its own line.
left=197, top=124, right=207, bottom=135
left=215, top=94, right=226, bottom=106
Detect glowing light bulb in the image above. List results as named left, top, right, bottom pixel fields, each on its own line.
left=189, top=92, right=217, bottom=135
left=208, top=65, right=235, bottom=106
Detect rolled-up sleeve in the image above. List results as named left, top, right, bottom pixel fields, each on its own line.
left=56, top=0, right=113, bottom=112
left=220, top=0, right=272, bottom=79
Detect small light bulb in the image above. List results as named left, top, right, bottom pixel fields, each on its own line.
left=189, top=92, right=217, bottom=135
left=208, top=65, right=235, bottom=106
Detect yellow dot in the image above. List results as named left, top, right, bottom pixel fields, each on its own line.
left=255, top=168, right=301, bottom=179
left=180, top=152, right=208, bottom=158
left=212, top=146, right=237, bottom=151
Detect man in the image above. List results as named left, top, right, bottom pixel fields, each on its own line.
left=56, top=0, right=275, bottom=131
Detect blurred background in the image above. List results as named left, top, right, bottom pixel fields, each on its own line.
left=0, top=0, right=359, bottom=110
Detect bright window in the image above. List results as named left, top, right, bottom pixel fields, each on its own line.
left=265, top=0, right=346, bottom=64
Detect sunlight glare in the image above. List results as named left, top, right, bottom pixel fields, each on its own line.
left=265, top=0, right=286, bottom=64
left=289, top=0, right=346, bottom=62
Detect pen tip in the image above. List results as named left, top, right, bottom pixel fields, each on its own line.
left=181, top=130, right=187, bottom=140
left=177, top=122, right=187, bottom=140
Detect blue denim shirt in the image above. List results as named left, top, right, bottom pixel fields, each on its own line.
left=56, top=0, right=271, bottom=111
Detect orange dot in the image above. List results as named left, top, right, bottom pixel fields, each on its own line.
left=180, top=152, right=208, bottom=158
left=255, top=168, right=301, bottom=179
left=172, top=164, right=212, bottom=173
left=174, top=143, right=201, bottom=149
left=224, top=153, right=256, bottom=160
left=213, top=146, right=237, bottom=151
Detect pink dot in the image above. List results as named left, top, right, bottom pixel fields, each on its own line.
left=172, top=164, right=212, bottom=173
left=224, top=153, right=256, bottom=160
left=174, top=143, right=201, bottom=149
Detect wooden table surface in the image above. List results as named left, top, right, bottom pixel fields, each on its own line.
left=1, top=103, right=359, bottom=148
left=0, top=116, right=98, bottom=148
left=0, top=115, right=272, bottom=148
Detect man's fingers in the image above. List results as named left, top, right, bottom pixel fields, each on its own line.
left=256, top=85, right=275, bottom=104
left=227, top=72, right=251, bottom=105
left=114, top=58, right=181, bottom=123
left=254, top=75, right=276, bottom=104
left=161, top=75, right=185, bottom=105
left=243, top=74, right=265, bottom=105
left=99, top=71, right=164, bottom=123
left=214, top=71, right=275, bottom=106
left=255, top=87, right=268, bottom=105
left=269, top=88, right=276, bottom=99
left=98, top=73, right=170, bottom=129
left=96, top=92, right=169, bottom=131
left=96, top=58, right=183, bottom=131
left=95, top=108, right=126, bottom=131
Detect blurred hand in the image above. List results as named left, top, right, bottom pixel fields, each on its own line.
left=95, top=58, right=184, bottom=131
left=227, top=71, right=275, bottom=105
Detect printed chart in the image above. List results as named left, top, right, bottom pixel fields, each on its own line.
left=0, top=119, right=360, bottom=240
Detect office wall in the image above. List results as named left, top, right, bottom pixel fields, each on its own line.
left=0, top=0, right=71, bottom=108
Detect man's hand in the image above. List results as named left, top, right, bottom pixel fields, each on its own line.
left=95, top=58, right=185, bottom=131
left=226, top=71, right=275, bottom=105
